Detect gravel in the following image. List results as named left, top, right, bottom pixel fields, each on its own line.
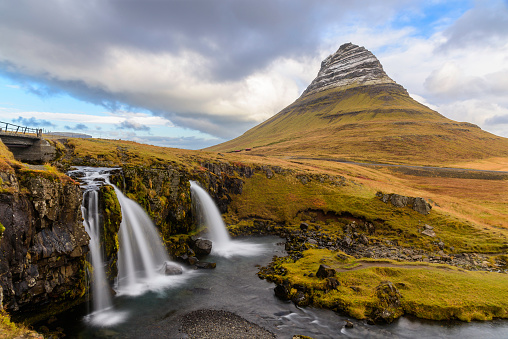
left=180, top=309, right=276, bottom=339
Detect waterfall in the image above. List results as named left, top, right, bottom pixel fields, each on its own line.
left=69, top=167, right=127, bottom=326
left=82, top=188, right=113, bottom=312
left=113, top=185, right=172, bottom=295
left=190, top=180, right=265, bottom=258
left=190, top=180, right=231, bottom=249
left=69, top=167, right=187, bottom=326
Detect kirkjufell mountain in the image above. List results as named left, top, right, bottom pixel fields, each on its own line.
left=208, top=43, right=508, bottom=165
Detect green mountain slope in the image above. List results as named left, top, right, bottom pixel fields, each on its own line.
left=208, top=44, right=508, bottom=166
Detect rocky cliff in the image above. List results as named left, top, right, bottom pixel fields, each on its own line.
left=108, top=161, right=250, bottom=242
left=301, top=42, right=404, bottom=97
left=0, top=167, right=89, bottom=319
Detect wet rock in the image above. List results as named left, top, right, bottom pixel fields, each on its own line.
left=193, top=239, right=212, bottom=256
left=345, top=320, right=354, bottom=328
left=300, top=223, right=309, bottom=231
left=316, top=264, right=336, bottom=279
left=274, top=284, right=291, bottom=300
left=195, top=261, right=216, bottom=269
left=0, top=173, right=89, bottom=314
left=291, top=291, right=311, bottom=307
left=188, top=256, right=199, bottom=265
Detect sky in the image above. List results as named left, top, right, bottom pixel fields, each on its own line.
left=0, top=0, right=507, bottom=149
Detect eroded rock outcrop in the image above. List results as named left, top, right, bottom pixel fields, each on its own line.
left=302, top=42, right=406, bottom=97
left=377, top=192, right=432, bottom=215
left=0, top=171, right=88, bottom=317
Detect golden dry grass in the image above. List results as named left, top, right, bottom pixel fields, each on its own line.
left=208, top=85, right=508, bottom=167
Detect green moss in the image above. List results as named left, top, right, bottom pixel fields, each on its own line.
left=0, top=311, right=42, bottom=338
left=265, top=248, right=508, bottom=322
left=100, top=185, right=122, bottom=282
left=229, top=172, right=505, bottom=253
left=0, top=221, right=4, bottom=238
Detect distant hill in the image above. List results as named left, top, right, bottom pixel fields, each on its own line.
left=207, top=43, right=508, bottom=166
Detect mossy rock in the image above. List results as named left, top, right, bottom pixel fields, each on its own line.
left=99, top=185, right=121, bottom=282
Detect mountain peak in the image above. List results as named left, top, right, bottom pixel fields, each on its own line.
left=302, top=43, right=401, bottom=97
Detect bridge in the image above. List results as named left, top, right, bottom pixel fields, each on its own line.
left=0, top=121, right=56, bottom=164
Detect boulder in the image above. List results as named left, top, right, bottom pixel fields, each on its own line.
left=274, top=284, right=291, bottom=300
left=390, top=194, right=410, bottom=208
left=193, top=239, right=212, bottom=256
left=159, top=261, right=183, bottom=275
left=300, top=223, right=309, bottom=231
left=413, top=197, right=432, bottom=215
left=371, top=281, right=403, bottom=323
left=345, top=320, right=354, bottom=328
left=316, top=264, right=336, bottom=279
left=379, top=193, right=432, bottom=215
left=188, top=256, right=199, bottom=265
left=291, top=291, right=311, bottom=307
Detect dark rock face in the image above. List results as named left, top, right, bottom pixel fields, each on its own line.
left=0, top=173, right=88, bottom=315
left=302, top=43, right=406, bottom=97
left=110, top=166, right=193, bottom=238
left=378, top=192, right=432, bottom=215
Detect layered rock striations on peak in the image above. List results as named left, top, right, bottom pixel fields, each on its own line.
left=302, top=43, right=404, bottom=97
left=208, top=42, right=508, bottom=165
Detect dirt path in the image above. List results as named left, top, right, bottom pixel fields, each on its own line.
left=335, top=260, right=454, bottom=272
left=294, top=157, right=508, bottom=180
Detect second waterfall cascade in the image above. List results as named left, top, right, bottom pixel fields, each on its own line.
left=70, top=167, right=189, bottom=327
left=190, top=180, right=265, bottom=258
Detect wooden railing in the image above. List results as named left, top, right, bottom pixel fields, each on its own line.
left=0, top=121, right=43, bottom=138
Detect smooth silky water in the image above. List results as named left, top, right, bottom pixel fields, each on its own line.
left=58, top=169, right=508, bottom=338
left=47, top=235, right=508, bottom=339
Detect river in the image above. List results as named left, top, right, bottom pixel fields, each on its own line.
left=48, top=236, right=508, bottom=338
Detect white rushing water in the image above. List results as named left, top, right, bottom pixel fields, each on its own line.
left=190, top=180, right=265, bottom=258
left=70, top=167, right=128, bottom=327
left=113, top=184, right=185, bottom=296
left=70, top=167, right=189, bottom=326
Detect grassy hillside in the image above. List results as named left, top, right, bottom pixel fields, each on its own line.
left=208, top=84, right=508, bottom=167
left=15, top=136, right=507, bottom=324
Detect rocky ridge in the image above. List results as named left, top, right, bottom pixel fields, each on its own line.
left=302, top=42, right=404, bottom=97
left=0, top=170, right=88, bottom=317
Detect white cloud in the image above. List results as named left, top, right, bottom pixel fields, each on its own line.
left=0, top=0, right=507, bottom=142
